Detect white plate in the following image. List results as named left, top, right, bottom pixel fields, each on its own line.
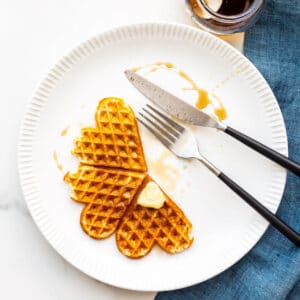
left=18, top=23, right=287, bottom=291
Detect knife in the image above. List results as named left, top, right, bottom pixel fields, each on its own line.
left=125, top=70, right=300, bottom=176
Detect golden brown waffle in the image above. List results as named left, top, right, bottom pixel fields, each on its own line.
left=72, top=97, right=147, bottom=172
left=116, top=176, right=193, bottom=258
left=64, top=97, right=193, bottom=257
left=64, top=165, right=146, bottom=239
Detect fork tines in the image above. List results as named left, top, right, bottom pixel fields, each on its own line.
left=137, top=104, right=184, bottom=147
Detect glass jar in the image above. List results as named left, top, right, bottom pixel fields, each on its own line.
left=186, top=0, right=264, bottom=35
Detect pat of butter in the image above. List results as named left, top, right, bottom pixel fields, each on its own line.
left=137, top=182, right=166, bottom=209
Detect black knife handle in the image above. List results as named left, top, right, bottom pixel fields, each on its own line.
left=225, top=126, right=300, bottom=176
left=218, top=172, right=300, bottom=247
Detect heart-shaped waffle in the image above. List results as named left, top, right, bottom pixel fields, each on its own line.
left=65, top=97, right=193, bottom=258
left=64, top=165, right=146, bottom=239
left=116, top=176, right=193, bottom=258
left=72, top=97, right=147, bottom=172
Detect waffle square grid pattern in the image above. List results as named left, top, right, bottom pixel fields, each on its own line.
left=73, top=98, right=147, bottom=172
left=64, top=97, right=193, bottom=258
left=65, top=165, right=146, bottom=239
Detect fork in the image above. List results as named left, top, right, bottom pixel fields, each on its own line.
left=137, top=104, right=300, bottom=247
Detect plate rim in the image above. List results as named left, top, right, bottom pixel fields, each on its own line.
left=18, top=22, right=288, bottom=291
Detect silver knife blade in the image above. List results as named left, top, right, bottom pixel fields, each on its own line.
left=124, top=70, right=225, bottom=130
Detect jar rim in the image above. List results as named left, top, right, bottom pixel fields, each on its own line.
left=197, top=0, right=264, bottom=22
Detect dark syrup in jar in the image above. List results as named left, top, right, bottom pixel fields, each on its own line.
left=189, top=0, right=261, bottom=34
left=216, top=0, right=254, bottom=15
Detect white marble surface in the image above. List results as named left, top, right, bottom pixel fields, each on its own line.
left=1, top=1, right=243, bottom=299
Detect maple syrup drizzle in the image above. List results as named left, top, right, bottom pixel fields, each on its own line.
left=53, top=150, right=63, bottom=172
left=131, top=62, right=174, bottom=73
left=148, top=150, right=180, bottom=191
left=211, top=93, right=227, bottom=120
left=60, top=126, right=70, bottom=136
left=132, top=62, right=227, bottom=121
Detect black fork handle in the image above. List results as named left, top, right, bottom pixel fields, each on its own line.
left=218, top=172, right=300, bottom=247
left=225, top=126, right=300, bottom=176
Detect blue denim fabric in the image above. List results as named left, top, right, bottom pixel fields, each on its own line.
left=157, top=1, right=300, bottom=299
